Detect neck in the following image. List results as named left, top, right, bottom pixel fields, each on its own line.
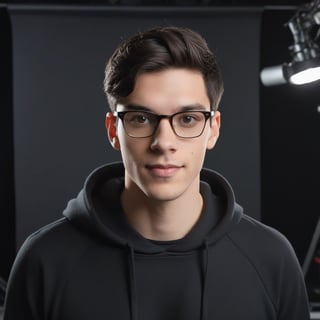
left=121, top=179, right=203, bottom=241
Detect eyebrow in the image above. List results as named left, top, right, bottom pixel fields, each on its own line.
left=123, top=103, right=209, bottom=113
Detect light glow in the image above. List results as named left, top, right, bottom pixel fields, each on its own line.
left=289, top=66, right=320, bottom=85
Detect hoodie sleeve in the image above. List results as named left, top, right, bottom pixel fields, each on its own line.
left=3, top=217, right=96, bottom=320
left=3, top=235, right=44, bottom=320
left=276, top=235, right=311, bottom=320
left=229, top=216, right=311, bottom=320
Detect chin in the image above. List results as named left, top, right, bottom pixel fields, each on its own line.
left=146, top=193, right=182, bottom=202
left=142, top=184, right=185, bottom=202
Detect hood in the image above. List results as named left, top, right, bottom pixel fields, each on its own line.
left=63, top=162, right=243, bottom=253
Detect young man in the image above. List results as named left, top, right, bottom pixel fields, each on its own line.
left=4, top=26, right=310, bottom=320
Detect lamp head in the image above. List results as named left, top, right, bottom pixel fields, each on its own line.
left=285, top=57, right=320, bottom=84
left=260, top=0, right=320, bottom=87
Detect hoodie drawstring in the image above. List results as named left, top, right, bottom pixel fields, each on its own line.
left=128, top=245, right=138, bottom=320
left=201, top=238, right=209, bottom=320
left=127, top=241, right=210, bottom=320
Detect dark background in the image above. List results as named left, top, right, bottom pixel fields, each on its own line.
left=260, top=9, right=320, bottom=274
left=0, top=0, right=319, bottom=290
left=0, top=0, right=313, bottom=5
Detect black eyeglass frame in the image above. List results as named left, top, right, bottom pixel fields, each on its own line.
left=113, top=110, right=214, bottom=139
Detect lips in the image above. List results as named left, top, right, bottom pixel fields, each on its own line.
left=146, top=164, right=182, bottom=178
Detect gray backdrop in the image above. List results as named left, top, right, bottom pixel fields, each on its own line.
left=9, top=6, right=261, bottom=248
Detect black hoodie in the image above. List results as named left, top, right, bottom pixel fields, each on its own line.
left=4, top=162, right=310, bottom=320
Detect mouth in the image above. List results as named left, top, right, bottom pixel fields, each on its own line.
left=145, top=164, right=183, bottom=178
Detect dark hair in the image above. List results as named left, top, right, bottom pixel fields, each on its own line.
left=104, top=26, right=224, bottom=112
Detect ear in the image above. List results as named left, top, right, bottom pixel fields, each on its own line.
left=105, top=112, right=120, bottom=150
left=207, top=111, right=221, bottom=150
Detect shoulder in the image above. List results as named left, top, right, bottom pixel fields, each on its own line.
left=227, top=214, right=306, bottom=306
left=20, top=217, right=82, bottom=253
left=5, top=218, right=100, bottom=318
left=229, top=215, right=300, bottom=270
left=230, top=215, right=310, bottom=318
left=227, top=214, right=303, bottom=284
left=228, top=214, right=297, bottom=262
left=13, top=217, right=96, bottom=274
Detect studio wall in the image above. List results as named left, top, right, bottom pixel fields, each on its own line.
left=0, top=7, right=15, bottom=280
left=8, top=5, right=262, bottom=258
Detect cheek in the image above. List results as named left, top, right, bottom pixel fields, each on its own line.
left=118, top=133, right=147, bottom=163
left=118, top=139, right=135, bottom=161
left=118, top=128, right=134, bottom=151
left=187, top=140, right=208, bottom=162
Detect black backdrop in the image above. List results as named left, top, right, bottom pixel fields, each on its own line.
left=0, top=6, right=15, bottom=280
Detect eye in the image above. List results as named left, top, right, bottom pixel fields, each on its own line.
left=181, top=115, right=195, bottom=124
left=124, top=111, right=156, bottom=127
left=134, top=114, right=148, bottom=124
left=177, top=112, right=202, bottom=127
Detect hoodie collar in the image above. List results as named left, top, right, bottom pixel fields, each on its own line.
left=63, top=162, right=243, bottom=253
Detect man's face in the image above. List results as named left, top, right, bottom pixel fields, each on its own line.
left=106, top=68, right=220, bottom=202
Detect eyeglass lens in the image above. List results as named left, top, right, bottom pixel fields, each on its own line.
left=121, top=111, right=210, bottom=138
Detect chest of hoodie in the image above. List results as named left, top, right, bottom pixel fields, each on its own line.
left=132, top=251, right=204, bottom=320
left=54, top=249, right=204, bottom=320
left=130, top=249, right=275, bottom=320
left=53, top=244, right=276, bottom=320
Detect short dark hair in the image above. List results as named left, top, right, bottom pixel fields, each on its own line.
left=104, top=26, right=224, bottom=112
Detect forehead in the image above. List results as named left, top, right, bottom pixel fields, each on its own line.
left=120, top=68, right=210, bottom=113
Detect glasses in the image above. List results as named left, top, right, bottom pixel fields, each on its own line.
left=114, top=110, right=214, bottom=138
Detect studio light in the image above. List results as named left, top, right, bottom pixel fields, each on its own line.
left=261, top=0, right=320, bottom=86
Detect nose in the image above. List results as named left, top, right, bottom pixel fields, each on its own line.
left=150, top=118, right=177, bottom=153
